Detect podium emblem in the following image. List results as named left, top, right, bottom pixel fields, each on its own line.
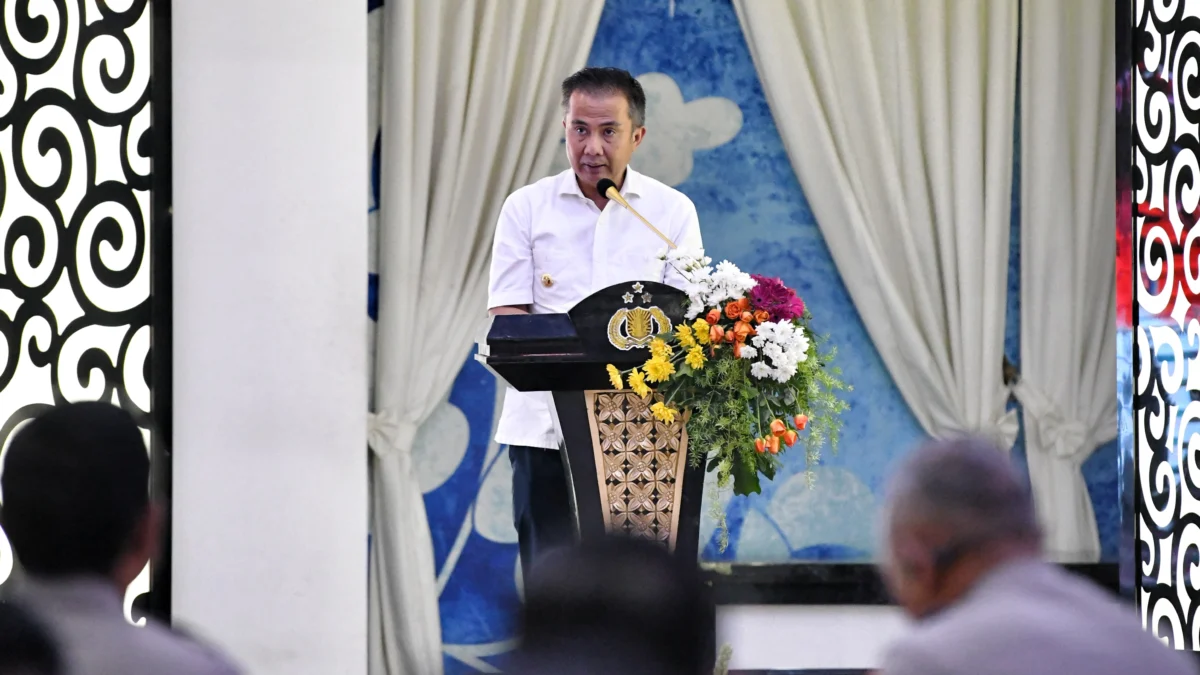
left=607, top=306, right=672, bottom=350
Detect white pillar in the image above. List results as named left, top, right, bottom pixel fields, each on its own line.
left=169, top=1, right=367, bottom=673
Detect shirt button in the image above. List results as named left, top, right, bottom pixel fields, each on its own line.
left=541, top=274, right=553, bottom=288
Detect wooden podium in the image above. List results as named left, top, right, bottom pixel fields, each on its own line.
left=478, top=281, right=706, bottom=560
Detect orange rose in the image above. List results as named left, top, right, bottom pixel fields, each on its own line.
left=737, top=297, right=750, bottom=313
left=724, top=329, right=736, bottom=343
left=770, top=419, right=786, bottom=437
left=709, top=324, right=725, bottom=344
left=768, top=435, right=781, bottom=454
left=733, top=341, right=743, bottom=359
left=783, top=430, right=798, bottom=447
left=754, top=310, right=770, bottom=324
left=741, top=311, right=754, bottom=322
left=755, top=438, right=766, bottom=454
left=706, top=308, right=722, bottom=325
left=794, top=414, right=809, bottom=430
left=725, top=302, right=742, bottom=320
left=732, top=321, right=753, bottom=342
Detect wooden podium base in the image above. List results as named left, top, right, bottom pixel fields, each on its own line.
left=553, top=390, right=706, bottom=560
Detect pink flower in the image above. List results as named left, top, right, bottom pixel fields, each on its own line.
left=749, top=274, right=805, bottom=322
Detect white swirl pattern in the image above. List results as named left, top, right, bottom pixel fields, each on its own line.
left=1135, top=0, right=1200, bottom=649
left=0, top=0, right=158, bottom=625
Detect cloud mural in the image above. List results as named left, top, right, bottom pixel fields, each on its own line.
left=550, top=71, right=743, bottom=187
left=736, top=467, right=878, bottom=562
left=411, top=401, right=471, bottom=495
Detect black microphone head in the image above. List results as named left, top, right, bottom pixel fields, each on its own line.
left=596, top=178, right=618, bottom=196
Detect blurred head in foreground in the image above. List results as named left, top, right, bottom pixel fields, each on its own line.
left=511, top=536, right=715, bottom=675
left=0, top=601, right=60, bottom=675
left=1, top=401, right=159, bottom=593
left=879, top=436, right=1040, bottom=619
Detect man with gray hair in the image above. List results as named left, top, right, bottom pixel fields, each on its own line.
left=877, top=436, right=1194, bottom=675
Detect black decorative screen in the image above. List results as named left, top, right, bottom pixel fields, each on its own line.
left=1132, top=0, right=1200, bottom=650
left=0, top=0, right=170, bottom=622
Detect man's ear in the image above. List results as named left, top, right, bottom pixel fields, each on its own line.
left=891, top=533, right=934, bottom=578
left=632, top=126, right=646, bottom=148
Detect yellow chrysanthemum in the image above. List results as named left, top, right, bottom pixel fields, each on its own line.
left=685, top=346, right=706, bottom=370
left=675, top=324, right=697, bottom=348
left=692, top=318, right=711, bottom=345
left=643, top=357, right=676, bottom=383
left=650, top=338, right=673, bottom=360
left=650, top=401, right=678, bottom=424
left=606, top=364, right=624, bottom=390
left=628, top=368, right=651, bottom=398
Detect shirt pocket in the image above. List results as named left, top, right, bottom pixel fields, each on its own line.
left=605, top=246, right=667, bottom=287
left=531, top=245, right=579, bottom=312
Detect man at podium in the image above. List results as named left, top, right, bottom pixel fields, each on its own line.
left=486, top=66, right=703, bottom=579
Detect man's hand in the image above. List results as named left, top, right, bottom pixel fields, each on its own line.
left=489, top=305, right=530, bottom=316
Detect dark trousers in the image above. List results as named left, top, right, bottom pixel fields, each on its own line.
left=509, top=445, right=574, bottom=582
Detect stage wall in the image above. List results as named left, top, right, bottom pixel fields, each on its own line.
left=364, top=0, right=1123, bottom=670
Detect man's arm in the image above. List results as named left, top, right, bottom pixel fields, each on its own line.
left=663, top=198, right=703, bottom=290
left=488, top=192, right=534, bottom=314
left=490, top=305, right=529, bottom=316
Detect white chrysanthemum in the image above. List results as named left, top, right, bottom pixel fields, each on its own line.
left=660, top=247, right=712, bottom=277
left=738, top=345, right=757, bottom=359
left=762, top=342, right=785, bottom=362
left=750, top=362, right=773, bottom=380
left=746, top=321, right=810, bottom=383
left=707, top=261, right=756, bottom=306
left=772, top=362, right=798, bottom=382
left=662, top=247, right=756, bottom=318
left=793, top=328, right=811, bottom=360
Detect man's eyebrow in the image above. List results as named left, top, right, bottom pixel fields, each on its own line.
left=570, top=119, right=622, bottom=127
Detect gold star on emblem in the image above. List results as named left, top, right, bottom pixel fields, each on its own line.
left=632, top=282, right=645, bottom=293
left=622, top=292, right=635, bottom=304
left=641, top=293, right=653, bottom=303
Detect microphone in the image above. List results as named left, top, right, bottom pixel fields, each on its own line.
left=597, top=177, right=677, bottom=249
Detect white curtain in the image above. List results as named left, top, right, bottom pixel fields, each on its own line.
left=368, top=2, right=604, bottom=674
left=1015, top=0, right=1116, bottom=562
left=733, top=1, right=1021, bottom=447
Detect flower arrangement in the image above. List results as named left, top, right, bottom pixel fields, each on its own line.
left=607, top=248, right=850, bottom=504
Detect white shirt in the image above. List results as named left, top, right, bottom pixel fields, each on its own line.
left=487, top=167, right=703, bottom=449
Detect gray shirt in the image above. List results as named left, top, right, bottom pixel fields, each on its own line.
left=15, top=577, right=240, bottom=675
left=881, top=558, right=1196, bottom=675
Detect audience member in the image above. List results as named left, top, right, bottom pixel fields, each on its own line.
left=877, top=436, right=1195, bottom=675
left=510, top=535, right=716, bottom=675
left=1, top=401, right=240, bottom=675
left=0, top=601, right=60, bottom=675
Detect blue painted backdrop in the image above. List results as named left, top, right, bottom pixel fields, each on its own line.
left=368, top=0, right=1120, bottom=670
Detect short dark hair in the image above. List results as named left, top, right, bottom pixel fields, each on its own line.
left=561, top=67, right=646, bottom=128
left=1, top=401, right=150, bottom=578
left=0, top=602, right=60, bottom=675
left=512, top=537, right=715, bottom=675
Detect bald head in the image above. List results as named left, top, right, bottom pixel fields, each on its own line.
left=880, top=436, right=1041, bottom=618
left=885, top=435, right=1040, bottom=553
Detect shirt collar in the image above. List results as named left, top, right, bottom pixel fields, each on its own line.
left=16, top=575, right=124, bottom=615
left=916, top=557, right=1044, bottom=623
left=557, top=166, right=644, bottom=200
